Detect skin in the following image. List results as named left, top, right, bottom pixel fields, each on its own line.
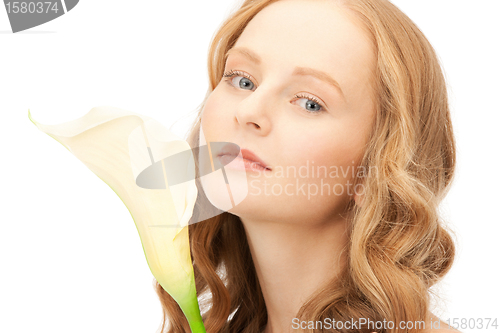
left=200, top=0, right=457, bottom=332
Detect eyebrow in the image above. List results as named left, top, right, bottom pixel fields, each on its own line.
left=225, top=46, right=345, bottom=98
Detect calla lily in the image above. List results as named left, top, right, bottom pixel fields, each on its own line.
left=29, top=106, right=206, bottom=333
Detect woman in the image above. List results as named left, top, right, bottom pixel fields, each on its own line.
left=155, top=0, right=458, bottom=332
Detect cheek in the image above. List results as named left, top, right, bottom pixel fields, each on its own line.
left=201, top=86, right=235, bottom=139
left=282, top=127, right=361, bottom=170
left=201, top=92, right=222, bottom=138
left=276, top=131, right=361, bottom=217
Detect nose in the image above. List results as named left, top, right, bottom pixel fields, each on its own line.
left=234, top=87, right=272, bottom=136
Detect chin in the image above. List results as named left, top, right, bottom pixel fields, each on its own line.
left=200, top=169, right=249, bottom=213
left=227, top=195, right=291, bottom=223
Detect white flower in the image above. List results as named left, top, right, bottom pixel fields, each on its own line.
left=29, top=106, right=206, bottom=332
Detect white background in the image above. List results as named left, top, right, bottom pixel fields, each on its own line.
left=1, top=0, right=499, bottom=332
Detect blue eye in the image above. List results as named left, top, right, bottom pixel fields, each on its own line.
left=293, top=93, right=325, bottom=113
left=222, top=69, right=326, bottom=114
left=222, top=70, right=256, bottom=91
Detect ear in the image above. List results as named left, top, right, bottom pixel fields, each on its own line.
left=353, top=192, right=364, bottom=208
left=353, top=194, right=364, bottom=207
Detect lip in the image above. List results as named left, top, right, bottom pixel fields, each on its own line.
left=217, top=144, right=271, bottom=171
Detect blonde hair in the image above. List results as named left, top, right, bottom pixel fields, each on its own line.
left=154, top=0, right=456, bottom=332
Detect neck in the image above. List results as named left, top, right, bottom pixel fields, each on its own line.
left=240, top=215, right=349, bottom=333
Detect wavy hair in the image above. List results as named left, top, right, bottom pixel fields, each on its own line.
left=154, top=0, right=456, bottom=332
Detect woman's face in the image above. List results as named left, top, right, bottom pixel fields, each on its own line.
left=200, top=0, right=376, bottom=224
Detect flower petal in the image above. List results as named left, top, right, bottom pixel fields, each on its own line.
left=29, top=106, right=205, bottom=332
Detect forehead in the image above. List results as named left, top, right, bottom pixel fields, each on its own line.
left=230, top=0, right=376, bottom=104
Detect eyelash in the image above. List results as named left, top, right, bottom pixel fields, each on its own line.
left=222, top=69, right=326, bottom=114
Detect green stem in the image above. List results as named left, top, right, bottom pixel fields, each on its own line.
left=181, top=293, right=206, bottom=333
left=188, top=319, right=207, bottom=333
